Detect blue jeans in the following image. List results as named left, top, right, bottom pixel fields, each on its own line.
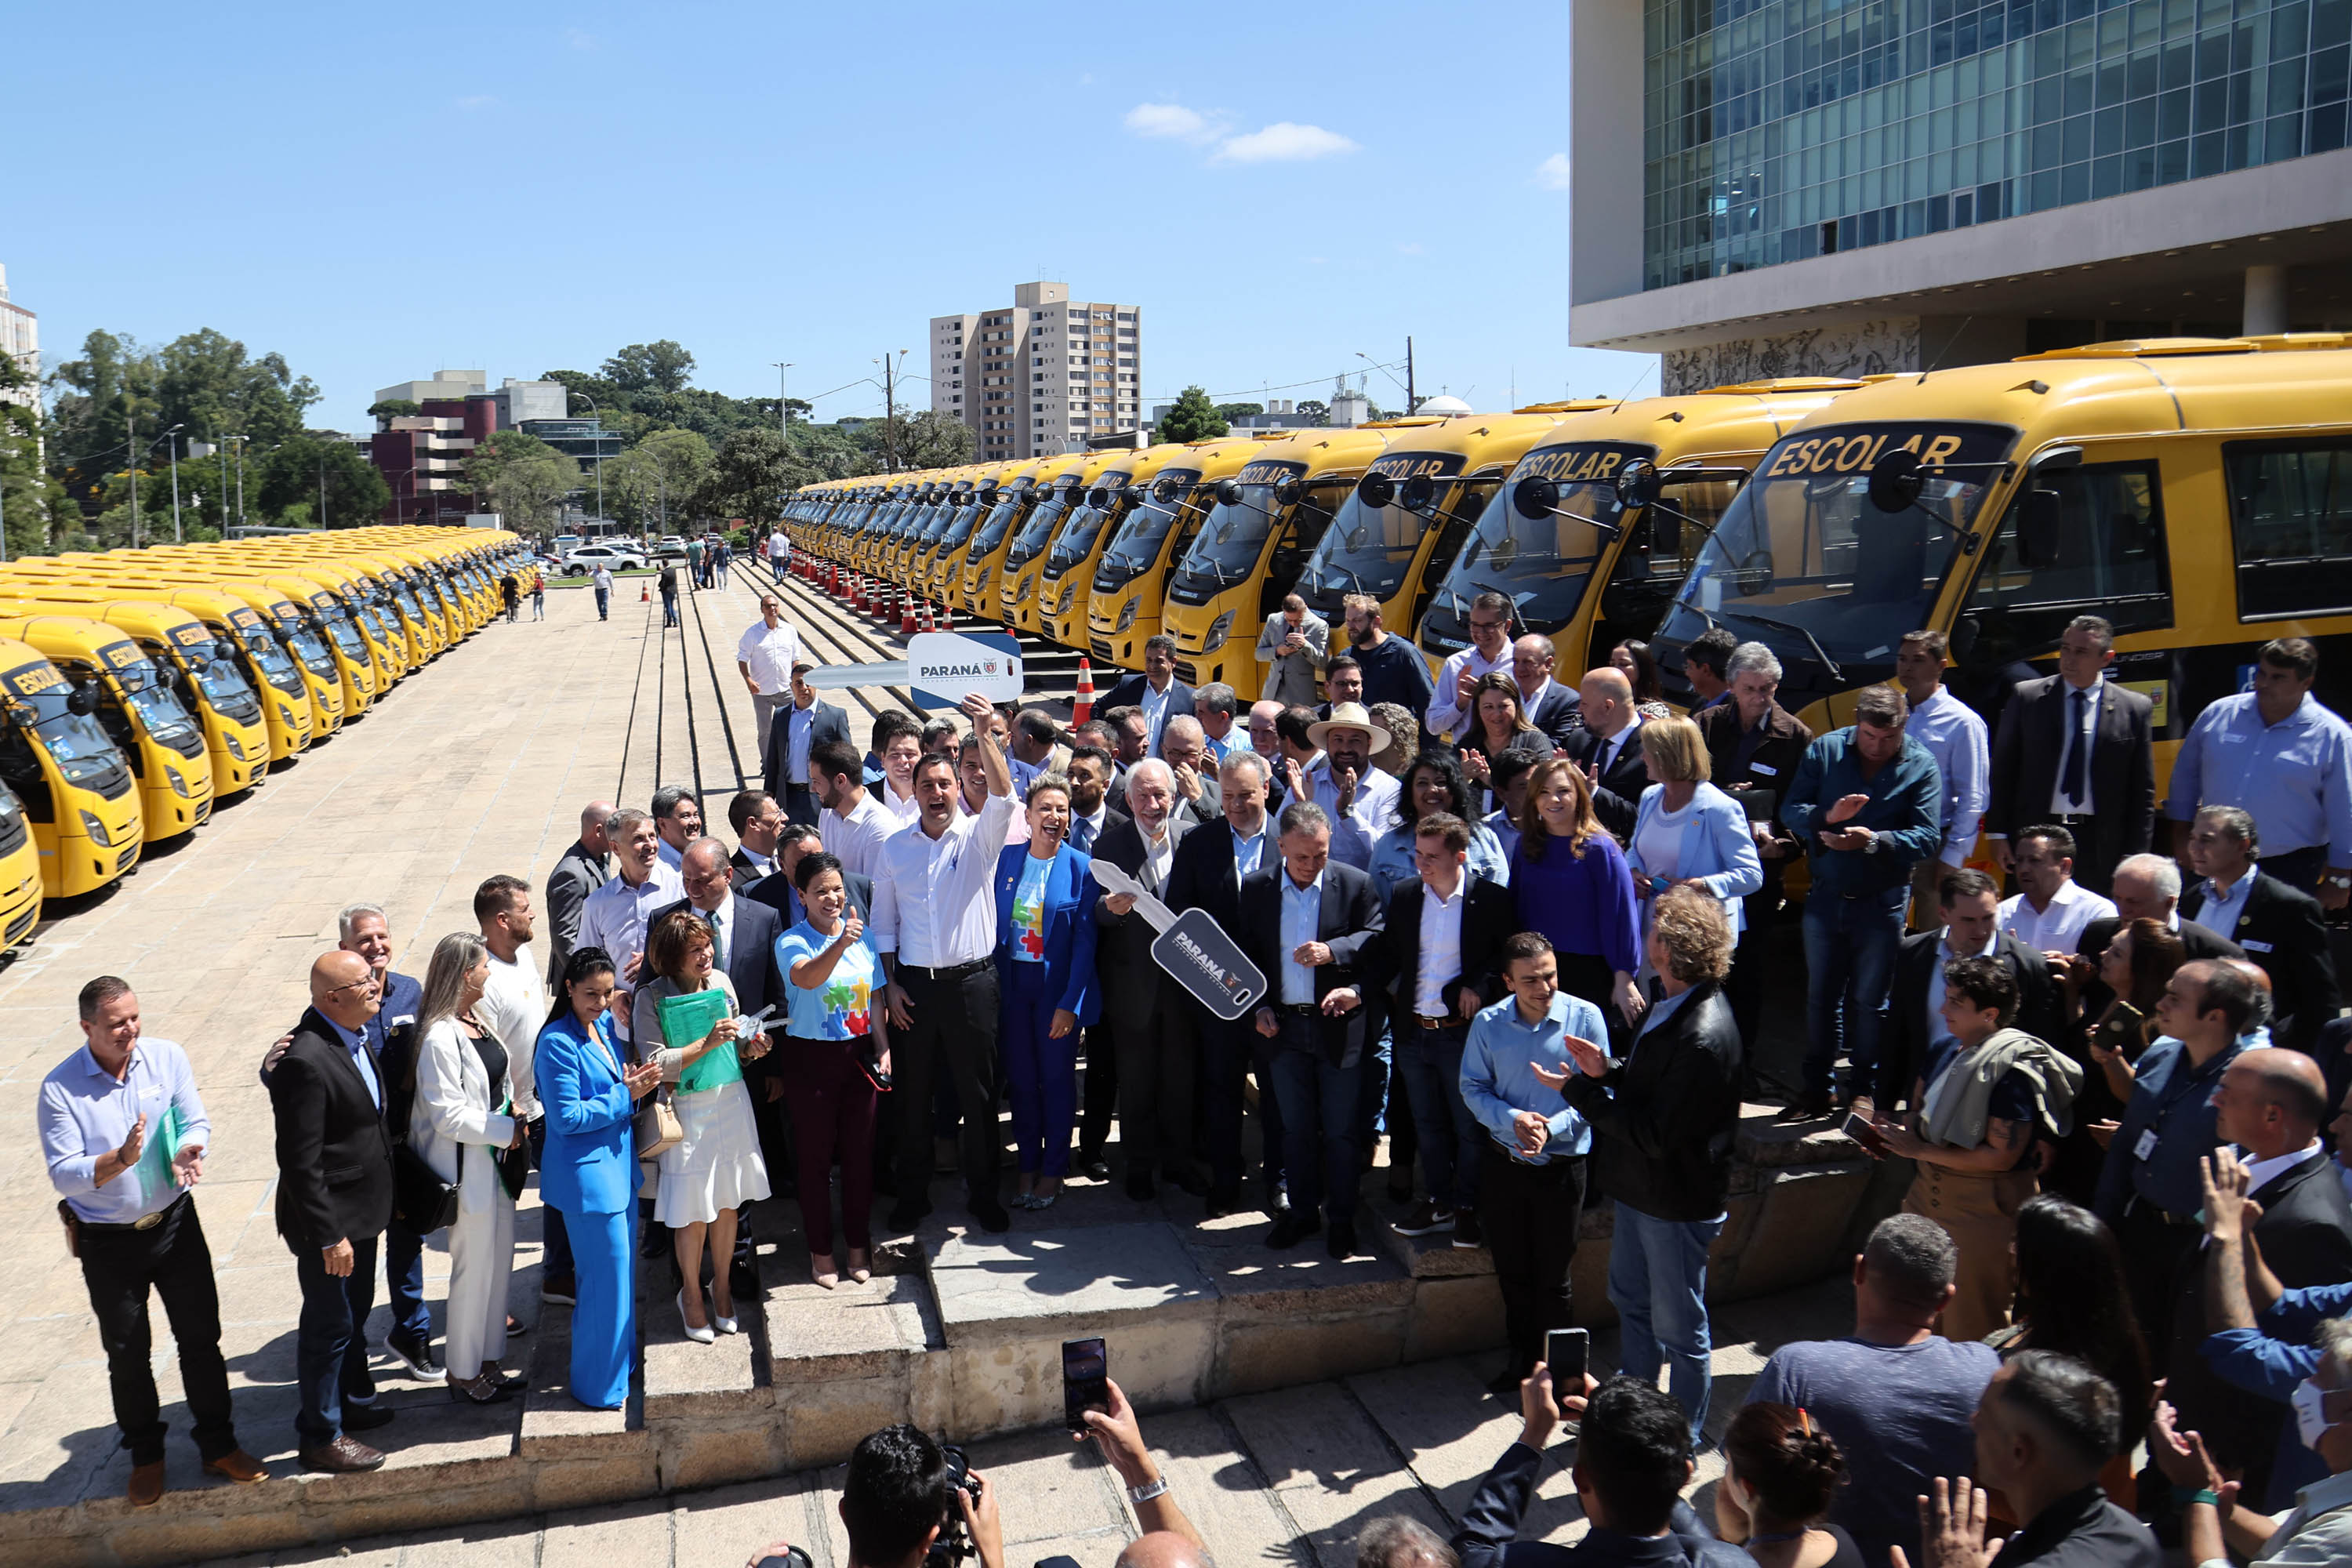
left=661, top=593, right=679, bottom=627
left=594, top=587, right=609, bottom=619
left=1396, top=1022, right=1480, bottom=1210
left=1267, top=1018, right=1362, bottom=1221
left=1607, top=1203, right=1724, bottom=1445
left=383, top=1218, right=430, bottom=1342
left=293, top=1235, right=379, bottom=1443
left=1800, top=884, right=1906, bottom=1098
left=1001, top=962, right=1079, bottom=1177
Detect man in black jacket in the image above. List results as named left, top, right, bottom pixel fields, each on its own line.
left=1372, top=811, right=1512, bottom=1241
left=268, top=949, right=398, bottom=1473
left=1092, top=760, right=1200, bottom=1201
left=2180, top=805, right=2342, bottom=1059
left=1559, top=886, right=1746, bottom=1447
left=1697, top=644, right=1812, bottom=1058
left=2070, top=852, right=2246, bottom=1024
left=1984, top=615, right=2155, bottom=895
left=1871, top=867, right=2063, bottom=1115
left=1560, top=667, right=1649, bottom=843
left=1237, top=800, right=1385, bottom=1258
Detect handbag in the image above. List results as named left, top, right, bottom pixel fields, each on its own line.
left=636, top=1086, right=683, bottom=1160
left=392, top=1139, right=459, bottom=1233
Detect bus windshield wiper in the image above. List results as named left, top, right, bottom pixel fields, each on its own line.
left=1717, top=608, right=1845, bottom=683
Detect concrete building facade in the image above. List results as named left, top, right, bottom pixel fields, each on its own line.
left=0, top=263, right=37, bottom=411
left=366, top=371, right=590, bottom=523
left=1569, top=0, right=2352, bottom=390
left=930, top=282, right=1142, bottom=459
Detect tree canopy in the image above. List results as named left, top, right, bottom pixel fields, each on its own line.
left=466, top=430, right=581, bottom=532
left=255, top=436, right=391, bottom=529
left=1156, top=387, right=1229, bottom=443
left=46, top=328, right=320, bottom=508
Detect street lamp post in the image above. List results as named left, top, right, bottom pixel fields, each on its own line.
left=128, top=408, right=140, bottom=548
left=227, top=435, right=250, bottom=529
left=773, top=361, right=793, bottom=439
left=572, top=389, right=606, bottom=529
left=166, top=425, right=184, bottom=541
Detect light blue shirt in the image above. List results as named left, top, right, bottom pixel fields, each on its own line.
left=787, top=702, right=816, bottom=785
left=2200, top=873, right=2256, bottom=943
left=1310, top=763, right=1402, bottom=871
left=1907, top=687, right=1989, bottom=866
left=40, top=1038, right=213, bottom=1224
left=775, top=918, right=883, bottom=1040
left=1141, top=680, right=1175, bottom=754
left=1205, top=731, right=1234, bottom=764
left=2165, top=691, right=2352, bottom=863
left=325, top=1014, right=382, bottom=1110
left=1232, top=823, right=1270, bottom=881
left=1461, top=993, right=1599, bottom=1163
left=1483, top=808, right=1520, bottom=863
left=1279, top=869, right=1323, bottom=1004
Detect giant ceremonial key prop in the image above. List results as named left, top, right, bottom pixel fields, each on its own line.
left=1091, top=860, right=1269, bottom=1021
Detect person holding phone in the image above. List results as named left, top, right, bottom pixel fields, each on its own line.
left=535, top=947, right=662, bottom=1410
left=776, top=851, right=888, bottom=1288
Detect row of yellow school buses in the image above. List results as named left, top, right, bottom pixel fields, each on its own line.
left=0, top=526, right=532, bottom=949
left=786, top=334, right=2352, bottom=804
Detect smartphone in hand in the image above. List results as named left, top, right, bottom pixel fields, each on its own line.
left=1062, top=1337, right=1109, bottom=1433
left=1544, top=1327, right=1588, bottom=1385
left=1842, top=1109, right=1892, bottom=1159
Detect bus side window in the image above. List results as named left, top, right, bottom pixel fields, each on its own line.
left=0, top=726, right=52, bottom=822
left=1597, top=481, right=1735, bottom=652
left=1417, top=481, right=1500, bottom=628
left=1961, top=461, right=2172, bottom=664
left=2223, top=439, right=2352, bottom=620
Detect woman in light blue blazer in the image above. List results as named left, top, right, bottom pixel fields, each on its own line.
left=534, top=946, right=661, bottom=1409
left=993, top=772, right=1102, bottom=1211
left=1626, top=716, right=1765, bottom=957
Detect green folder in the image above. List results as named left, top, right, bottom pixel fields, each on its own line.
left=659, top=989, right=742, bottom=1094
left=135, top=1103, right=183, bottom=1205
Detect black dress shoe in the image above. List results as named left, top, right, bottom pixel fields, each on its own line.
left=343, top=1403, right=396, bottom=1432
left=1204, top=1188, right=1240, bottom=1221
left=887, top=1200, right=932, bottom=1232
left=1266, top=1212, right=1319, bottom=1250
left=1078, top=1156, right=1112, bottom=1182
left=968, top=1198, right=1011, bottom=1234
left=1125, top=1174, right=1156, bottom=1202
left=1165, top=1166, right=1209, bottom=1197
left=1327, top=1219, right=1358, bottom=1259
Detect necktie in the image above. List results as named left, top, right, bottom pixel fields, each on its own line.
left=710, top=906, right=729, bottom=967
left=2062, top=688, right=2089, bottom=805
left=1071, top=816, right=1094, bottom=853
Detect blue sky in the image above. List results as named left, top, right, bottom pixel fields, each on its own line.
left=15, top=2, right=1654, bottom=433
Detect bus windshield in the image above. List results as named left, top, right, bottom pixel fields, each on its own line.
left=1097, top=488, right=1196, bottom=590
left=237, top=628, right=306, bottom=691
left=971, top=492, right=1030, bottom=557
left=323, top=616, right=368, bottom=659
left=1048, top=491, right=1125, bottom=572
left=1008, top=492, right=1076, bottom=566
left=1655, top=421, right=2016, bottom=701
left=937, top=502, right=988, bottom=552
left=109, top=652, right=202, bottom=743
left=1300, top=481, right=1450, bottom=602
left=2, top=662, right=124, bottom=786
left=1432, top=442, right=1653, bottom=633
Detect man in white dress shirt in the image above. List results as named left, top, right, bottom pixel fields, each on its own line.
left=1997, top=823, right=2117, bottom=962
left=870, top=711, right=926, bottom=825
left=873, top=693, right=1016, bottom=1233
left=577, top=808, right=686, bottom=1047
left=474, top=874, right=562, bottom=1299
left=814, top=739, right=899, bottom=880
left=736, top=595, right=804, bottom=756
left=1291, top=703, right=1402, bottom=872
left=652, top=785, right=702, bottom=870
left=1896, top=630, right=1990, bottom=928
left=1425, top=590, right=1517, bottom=742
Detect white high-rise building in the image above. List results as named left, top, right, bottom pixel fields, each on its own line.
left=930, top=281, right=1142, bottom=460
left=0, top=263, right=38, bottom=411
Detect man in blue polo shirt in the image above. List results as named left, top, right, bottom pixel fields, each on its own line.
left=2165, top=636, right=2352, bottom=908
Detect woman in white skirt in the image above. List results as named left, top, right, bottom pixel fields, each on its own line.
left=412, top=931, right=529, bottom=1403
left=632, top=908, right=771, bottom=1341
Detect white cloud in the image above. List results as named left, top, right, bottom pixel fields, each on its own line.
left=1125, top=103, right=1217, bottom=142
left=1213, top=122, right=1359, bottom=164
left=1534, top=153, right=1573, bottom=191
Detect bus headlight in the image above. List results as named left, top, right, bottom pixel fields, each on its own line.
left=168, top=768, right=190, bottom=798
left=1203, top=612, right=1236, bottom=653
left=1114, top=599, right=1139, bottom=632
left=1056, top=582, right=1077, bottom=615
left=226, top=735, right=248, bottom=761
left=80, top=810, right=112, bottom=848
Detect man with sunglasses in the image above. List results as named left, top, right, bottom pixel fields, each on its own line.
left=1425, top=590, right=1516, bottom=743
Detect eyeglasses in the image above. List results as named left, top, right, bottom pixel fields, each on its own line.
left=324, top=978, right=377, bottom=996
left=1470, top=618, right=1507, bottom=632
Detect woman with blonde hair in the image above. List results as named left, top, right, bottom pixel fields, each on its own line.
left=1625, top=715, right=1763, bottom=960
left=412, top=931, right=528, bottom=1403
left=1509, top=757, right=1642, bottom=1024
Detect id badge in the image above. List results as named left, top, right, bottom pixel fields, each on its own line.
left=2134, top=1127, right=2159, bottom=1162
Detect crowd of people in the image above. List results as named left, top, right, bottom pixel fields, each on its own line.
left=34, top=579, right=2352, bottom=1565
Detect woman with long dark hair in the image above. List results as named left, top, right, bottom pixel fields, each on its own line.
left=2085, top=916, right=2187, bottom=1104
left=1510, top=757, right=1642, bottom=1025
left=1610, top=639, right=1671, bottom=718
left=1993, top=1193, right=2151, bottom=1504
left=1370, top=749, right=1509, bottom=897
left=1456, top=673, right=1553, bottom=812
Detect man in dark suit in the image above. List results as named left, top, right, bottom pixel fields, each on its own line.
left=1237, top=798, right=1385, bottom=1258
left=2180, top=805, right=2342, bottom=1059
left=1371, top=812, right=1513, bottom=1240
left=2071, top=851, right=2247, bottom=1022
left=742, top=822, right=873, bottom=929
left=1984, top=615, right=2154, bottom=895
left=1510, top=633, right=1584, bottom=747
left=761, top=662, right=851, bottom=823
left=1560, top=667, right=1649, bottom=843
left=268, top=950, right=398, bottom=1474
left=727, top=789, right=787, bottom=888
left=1100, top=634, right=1196, bottom=757
left=2169, top=1047, right=2352, bottom=1498
left=1091, top=758, right=1200, bottom=1200
left=543, top=800, right=612, bottom=989
left=1872, top=867, right=2063, bottom=1114
left=1697, top=644, right=1813, bottom=1058
left=1166, top=749, right=1285, bottom=1217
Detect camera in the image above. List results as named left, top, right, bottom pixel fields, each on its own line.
left=927, top=1442, right=984, bottom=1567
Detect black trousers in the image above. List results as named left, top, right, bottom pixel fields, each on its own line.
left=782, top=785, right=821, bottom=828
left=895, top=964, right=1002, bottom=1207
left=1481, top=1147, right=1588, bottom=1374
left=1203, top=1013, right=1285, bottom=1201
left=78, top=1194, right=240, bottom=1464
left=1111, top=1004, right=1195, bottom=1178
left=1079, top=1023, right=1118, bottom=1163
left=2118, top=1200, right=2203, bottom=1365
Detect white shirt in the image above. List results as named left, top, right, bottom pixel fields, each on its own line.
left=1140, top=678, right=1176, bottom=755
left=1998, top=879, right=2117, bottom=955
left=1414, top=877, right=1467, bottom=1018
left=821, top=790, right=901, bottom=882
left=576, top=861, right=686, bottom=1040
left=769, top=531, right=788, bottom=561
left=1426, top=643, right=1513, bottom=740
left=738, top=846, right=779, bottom=880
left=2051, top=677, right=2105, bottom=815
left=2240, top=1139, right=2325, bottom=1196
left=1309, top=763, right=1402, bottom=870
left=880, top=779, right=924, bottom=825
left=1909, top=686, right=1990, bottom=865
left=736, top=618, right=802, bottom=695
left=1925, top=927, right=2002, bottom=1054
left=592, top=568, right=614, bottom=593
left=1138, top=818, right=1178, bottom=889
left=872, top=791, right=1017, bottom=968
left=477, top=946, right=548, bottom=1119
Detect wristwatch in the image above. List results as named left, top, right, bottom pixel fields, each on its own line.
left=2325, top=873, right=2350, bottom=890
left=1128, top=1475, right=1171, bottom=1504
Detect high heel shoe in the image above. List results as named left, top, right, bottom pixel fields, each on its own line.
left=677, top=1289, right=715, bottom=1344
left=809, top=1254, right=840, bottom=1290
left=447, top=1371, right=510, bottom=1404
left=846, top=1250, right=873, bottom=1284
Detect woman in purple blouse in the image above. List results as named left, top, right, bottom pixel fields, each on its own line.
left=1509, top=757, right=1644, bottom=1027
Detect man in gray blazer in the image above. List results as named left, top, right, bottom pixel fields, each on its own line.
left=1256, top=593, right=1329, bottom=708
left=544, top=799, right=613, bottom=988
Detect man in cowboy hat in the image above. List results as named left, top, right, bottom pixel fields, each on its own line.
left=1283, top=702, right=1402, bottom=873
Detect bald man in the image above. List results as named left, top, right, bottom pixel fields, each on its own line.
left=1561, top=666, right=1650, bottom=842
left=546, top=798, right=615, bottom=988
left=268, top=949, right=398, bottom=1472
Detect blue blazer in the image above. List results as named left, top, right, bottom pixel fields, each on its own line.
left=1625, top=781, right=1766, bottom=936
left=993, top=842, right=1102, bottom=1025
left=535, top=1011, right=637, bottom=1215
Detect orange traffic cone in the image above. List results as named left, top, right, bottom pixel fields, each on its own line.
left=641, top=580, right=650, bottom=603
left=1073, top=657, right=1094, bottom=725
left=900, top=593, right=919, bottom=637
left=918, top=601, right=935, bottom=634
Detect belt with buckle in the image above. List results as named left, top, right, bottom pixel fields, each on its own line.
left=2127, top=1194, right=2200, bottom=1228
left=82, top=1192, right=185, bottom=1233
left=1276, top=1003, right=1322, bottom=1017
left=900, top=957, right=992, bottom=983
left=1414, top=1014, right=1459, bottom=1029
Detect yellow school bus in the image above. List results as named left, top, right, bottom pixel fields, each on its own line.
left=0, top=612, right=214, bottom=842
left=955, top=458, right=1052, bottom=618
left=132, top=583, right=316, bottom=761
left=0, top=636, right=142, bottom=899
left=0, top=770, right=39, bottom=946
left=1040, top=445, right=1189, bottom=651
left=1294, top=410, right=1604, bottom=650
left=1086, top=436, right=1272, bottom=671
left=998, top=453, right=1120, bottom=636
left=1163, top=423, right=1432, bottom=693
left=1418, top=380, right=1869, bottom=701
left=926, top=460, right=1026, bottom=608
left=1647, top=336, right=2352, bottom=795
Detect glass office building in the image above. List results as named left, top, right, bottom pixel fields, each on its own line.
left=1644, top=0, right=2349, bottom=290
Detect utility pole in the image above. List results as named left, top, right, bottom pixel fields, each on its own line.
left=129, top=408, right=141, bottom=548
left=231, top=435, right=248, bottom=528
left=1405, top=336, right=1416, bottom=416
left=773, top=361, right=793, bottom=438
left=168, top=426, right=184, bottom=541
left=318, top=452, right=329, bottom=531
left=884, top=353, right=897, bottom=473
left=215, top=434, right=229, bottom=534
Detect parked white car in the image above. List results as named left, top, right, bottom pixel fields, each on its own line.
left=562, top=543, right=649, bottom=575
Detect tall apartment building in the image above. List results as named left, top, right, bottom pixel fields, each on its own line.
left=367, top=369, right=586, bottom=524
left=1568, top=0, right=2352, bottom=390
left=0, top=263, right=37, bottom=411
left=930, top=281, right=1143, bottom=459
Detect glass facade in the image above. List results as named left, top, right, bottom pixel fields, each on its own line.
left=1644, top=0, right=2352, bottom=290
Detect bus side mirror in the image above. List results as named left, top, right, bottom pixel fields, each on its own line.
left=1399, top=474, right=1436, bottom=512
left=1867, top=448, right=1926, bottom=514
left=1151, top=476, right=1182, bottom=506
left=1356, top=472, right=1396, bottom=510
left=1214, top=478, right=1243, bottom=506
left=1272, top=476, right=1304, bottom=509
left=1086, top=488, right=1111, bottom=510
left=2016, top=488, right=2063, bottom=568
left=1513, top=477, right=1560, bottom=520
left=1615, top=458, right=1663, bottom=509
left=67, top=684, right=98, bottom=717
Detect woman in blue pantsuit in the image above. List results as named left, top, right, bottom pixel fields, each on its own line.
left=534, top=947, right=661, bottom=1409
left=993, top=773, right=1101, bottom=1211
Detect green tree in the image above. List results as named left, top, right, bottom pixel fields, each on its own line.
left=1156, top=386, right=1229, bottom=442
left=466, top=429, right=581, bottom=532
left=599, top=427, right=713, bottom=527
left=1294, top=399, right=1330, bottom=426
left=600, top=340, right=697, bottom=394
left=1214, top=402, right=1264, bottom=424
left=254, top=435, right=392, bottom=528
left=858, top=408, right=975, bottom=471
left=788, top=422, right=874, bottom=482
left=368, top=398, right=420, bottom=427
left=699, top=426, right=796, bottom=526
left=46, top=326, right=320, bottom=509
left=0, top=356, right=71, bottom=556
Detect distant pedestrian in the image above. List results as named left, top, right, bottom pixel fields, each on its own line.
left=737, top=595, right=804, bottom=758
left=770, top=528, right=790, bottom=575
left=592, top=565, right=613, bottom=621
left=659, top=564, right=680, bottom=628
left=686, top=539, right=705, bottom=591
left=530, top=568, right=545, bottom=621
left=500, top=574, right=520, bottom=623
left=714, top=540, right=731, bottom=588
